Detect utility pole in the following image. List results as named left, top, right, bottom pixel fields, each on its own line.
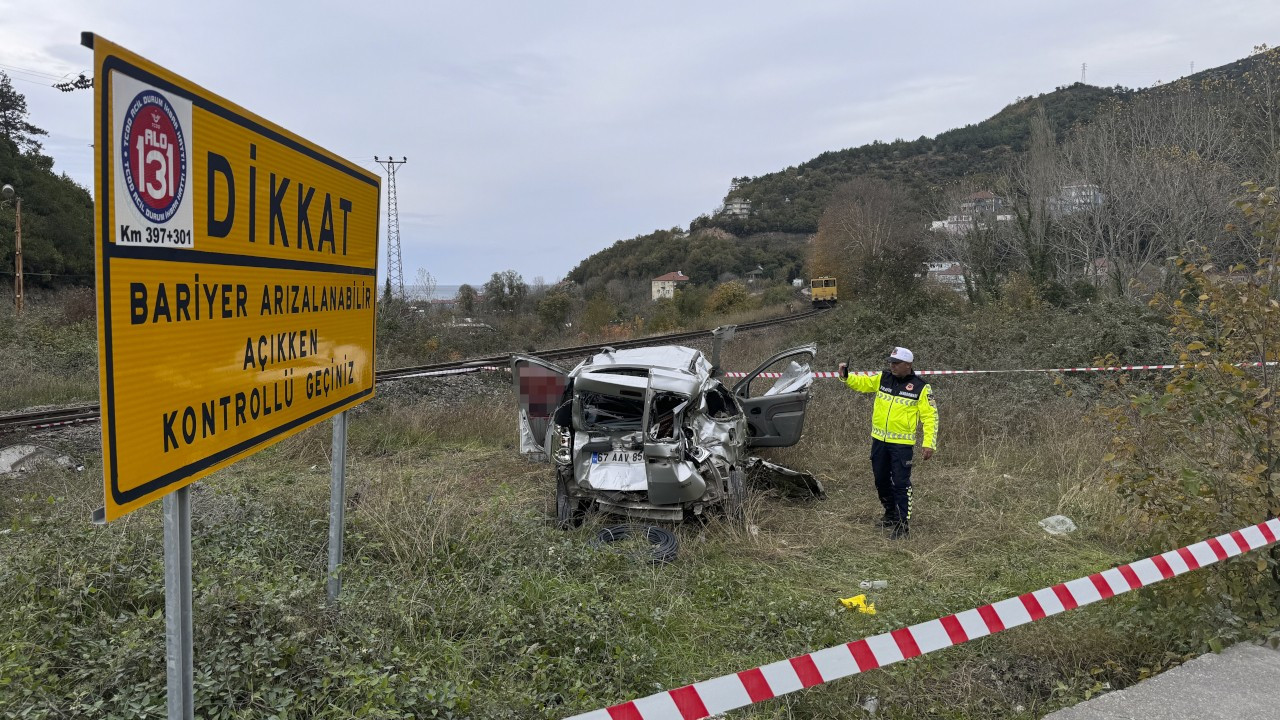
left=1081, top=63, right=1087, bottom=84
left=2, top=184, right=20, bottom=315
left=13, top=196, right=20, bottom=315
left=374, top=156, right=407, bottom=300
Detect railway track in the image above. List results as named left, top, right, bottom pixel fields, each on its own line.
left=0, top=308, right=826, bottom=433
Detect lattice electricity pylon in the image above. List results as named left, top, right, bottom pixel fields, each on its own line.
left=374, top=156, right=408, bottom=299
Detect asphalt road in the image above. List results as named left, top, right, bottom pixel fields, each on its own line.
left=1042, top=642, right=1280, bottom=720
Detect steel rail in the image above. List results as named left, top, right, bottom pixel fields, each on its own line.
left=0, top=309, right=826, bottom=433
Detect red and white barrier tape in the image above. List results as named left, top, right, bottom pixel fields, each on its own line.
left=722, top=361, right=1277, bottom=379
left=463, top=361, right=1276, bottom=380
left=564, top=517, right=1280, bottom=720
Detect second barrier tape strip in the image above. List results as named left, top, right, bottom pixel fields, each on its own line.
left=564, top=517, right=1280, bottom=720
left=476, top=361, right=1276, bottom=379
left=724, top=361, right=1277, bottom=378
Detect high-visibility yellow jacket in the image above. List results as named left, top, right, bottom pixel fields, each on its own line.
left=844, top=371, right=938, bottom=449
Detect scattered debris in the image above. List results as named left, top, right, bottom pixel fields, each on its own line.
left=861, top=695, right=879, bottom=715
left=840, top=594, right=877, bottom=614
left=859, top=580, right=889, bottom=589
left=1039, top=514, right=1078, bottom=535
left=746, top=456, right=826, bottom=499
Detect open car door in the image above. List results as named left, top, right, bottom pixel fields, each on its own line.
left=511, top=355, right=570, bottom=460
left=732, top=343, right=817, bottom=448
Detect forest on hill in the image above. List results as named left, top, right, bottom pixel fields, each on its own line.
left=561, top=82, right=1134, bottom=290
left=699, top=83, right=1131, bottom=237
left=703, top=47, right=1280, bottom=238
left=562, top=46, right=1280, bottom=319
left=0, top=73, right=94, bottom=291
left=809, top=46, right=1280, bottom=309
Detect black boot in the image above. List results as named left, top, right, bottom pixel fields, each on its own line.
left=889, top=522, right=910, bottom=540
left=879, top=511, right=898, bottom=529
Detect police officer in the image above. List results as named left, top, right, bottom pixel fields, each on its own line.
left=838, top=347, right=938, bottom=538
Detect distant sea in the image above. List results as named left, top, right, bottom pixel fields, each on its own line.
left=406, top=284, right=472, bottom=301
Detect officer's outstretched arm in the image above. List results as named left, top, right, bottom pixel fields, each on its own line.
left=844, top=371, right=878, bottom=393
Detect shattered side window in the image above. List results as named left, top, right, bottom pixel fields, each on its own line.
left=703, top=383, right=740, bottom=420
left=762, top=360, right=812, bottom=396
left=579, top=391, right=644, bottom=431
left=648, top=392, right=688, bottom=441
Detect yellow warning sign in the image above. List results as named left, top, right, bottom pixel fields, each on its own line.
left=89, top=35, right=380, bottom=521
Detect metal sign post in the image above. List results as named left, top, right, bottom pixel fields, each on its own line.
left=327, top=411, right=347, bottom=604
left=162, top=486, right=193, bottom=720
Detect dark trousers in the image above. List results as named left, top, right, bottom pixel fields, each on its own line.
left=870, top=439, right=913, bottom=525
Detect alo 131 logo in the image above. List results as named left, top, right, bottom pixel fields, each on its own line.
left=120, top=89, right=188, bottom=224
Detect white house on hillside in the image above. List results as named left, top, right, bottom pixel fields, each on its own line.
left=651, top=271, right=690, bottom=300
left=718, top=198, right=751, bottom=219
left=929, top=214, right=1013, bottom=235
left=924, top=261, right=967, bottom=294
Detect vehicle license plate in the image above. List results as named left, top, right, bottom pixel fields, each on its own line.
left=591, top=450, right=642, bottom=464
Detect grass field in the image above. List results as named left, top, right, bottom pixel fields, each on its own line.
left=0, top=298, right=1265, bottom=719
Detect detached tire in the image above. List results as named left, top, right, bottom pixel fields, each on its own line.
left=555, top=470, right=587, bottom=529
left=593, top=525, right=679, bottom=564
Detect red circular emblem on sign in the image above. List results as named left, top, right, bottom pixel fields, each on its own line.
left=120, top=90, right=187, bottom=223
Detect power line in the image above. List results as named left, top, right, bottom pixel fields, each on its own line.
left=374, top=156, right=408, bottom=300
left=0, top=62, right=93, bottom=92
left=0, top=270, right=94, bottom=279
left=0, top=62, right=72, bottom=81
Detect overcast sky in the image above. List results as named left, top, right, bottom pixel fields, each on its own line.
left=1, top=1, right=1277, bottom=286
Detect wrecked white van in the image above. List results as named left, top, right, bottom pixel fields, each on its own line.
left=512, top=330, right=820, bottom=525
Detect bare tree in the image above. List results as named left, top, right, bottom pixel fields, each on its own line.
left=412, top=267, right=437, bottom=302
left=999, top=107, right=1069, bottom=288
left=809, top=178, right=927, bottom=302
left=1228, top=45, right=1280, bottom=189
left=926, top=179, right=1023, bottom=303
left=1058, top=86, right=1243, bottom=294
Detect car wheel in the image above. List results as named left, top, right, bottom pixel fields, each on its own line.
left=724, top=467, right=746, bottom=521
left=555, top=470, right=586, bottom=529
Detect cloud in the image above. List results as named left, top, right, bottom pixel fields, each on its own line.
left=3, top=0, right=1277, bottom=285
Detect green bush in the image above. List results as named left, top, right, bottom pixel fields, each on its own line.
left=1098, top=183, right=1280, bottom=651
left=703, top=281, right=754, bottom=317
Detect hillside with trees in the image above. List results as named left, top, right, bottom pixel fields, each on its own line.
left=703, top=49, right=1279, bottom=239
left=564, top=227, right=807, bottom=289
left=565, top=81, right=1131, bottom=291
left=0, top=72, right=94, bottom=291
left=565, top=81, right=1162, bottom=286
left=699, top=83, right=1132, bottom=237
left=808, top=45, right=1280, bottom=308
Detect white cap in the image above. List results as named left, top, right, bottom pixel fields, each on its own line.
left=889, top=347, right=914, bottom=363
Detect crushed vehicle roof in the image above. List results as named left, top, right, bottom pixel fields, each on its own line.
left=576, top=346, right=711, bottom=375
left=571, top=346, right=713, bottom=397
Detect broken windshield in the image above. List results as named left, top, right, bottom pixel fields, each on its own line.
left=579, top=391, right=645, bottom=431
